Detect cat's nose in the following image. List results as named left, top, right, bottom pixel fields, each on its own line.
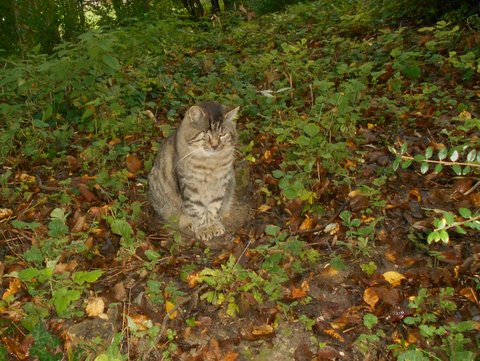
left=211, top=139, right=220, bottom=149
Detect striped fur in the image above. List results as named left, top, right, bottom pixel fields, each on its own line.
left=148, top=102, right=239, bottom=241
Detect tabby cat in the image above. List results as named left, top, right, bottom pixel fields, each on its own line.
left=148, top=101, right=240, bottom=241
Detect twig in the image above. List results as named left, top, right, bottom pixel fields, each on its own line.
left=400, top=155, right=480, bottom=168
left=464, top=179, right=480, bottom=196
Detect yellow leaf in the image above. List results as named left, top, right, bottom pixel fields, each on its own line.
left=382, top=271, right=406, bottom=287
left=258, top=204, right=271, bottom=212
left=363, top=287, right=379, bottom=309
left=0, top=208, right=13, bottom=220
left=2, top=279, right=22, bottom=300
left=165, top=300, right=177, bottom=319
left=324, top=328, right=345, bottom=342
left=367, top=123, right=376, bottom=129
left=299, top=215, right=315, bottom=230
left=458, top=110, right=472, bottom=120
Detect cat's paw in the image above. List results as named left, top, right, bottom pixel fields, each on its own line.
left=195, top=222, right=225, bottom=241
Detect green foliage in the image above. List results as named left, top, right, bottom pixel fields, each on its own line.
left=29, top=323, right=63, bottom=361
left=389, top=288, right=477, bottom=360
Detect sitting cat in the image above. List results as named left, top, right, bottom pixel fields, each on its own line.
left=148, top=101, right=240, bottom=241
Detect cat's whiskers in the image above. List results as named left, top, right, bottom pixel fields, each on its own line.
left=175, top=148, right=203, bottom=168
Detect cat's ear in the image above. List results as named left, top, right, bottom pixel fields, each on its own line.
left=187, top=106, right=206, bottom=122
left=224, top=106, right=240, bottom=123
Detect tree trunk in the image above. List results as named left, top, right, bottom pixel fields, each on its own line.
left=211, top=0, right=220, bottom=13
left=223, top=0, right=235, bottom=11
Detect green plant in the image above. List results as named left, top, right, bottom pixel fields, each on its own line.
left=388, top=288, right=477, bottom=360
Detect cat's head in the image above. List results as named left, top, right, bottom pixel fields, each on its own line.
left=180, top=101, right=239, bottom=152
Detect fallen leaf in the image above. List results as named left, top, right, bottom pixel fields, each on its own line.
left=85, top=297, right=105, bottom=317
left=108, top=138, right=121, bottom=146
left=251, top=324, right=274, bottom=336
left=258, top=204, right=271, bottom=212
left=55, top=260, right=78, bottom=274
left=2, top=278, right=22, bottom=300
left=299, top=215, right=315, bottom=230
left=15, top=173, right=36, bottom=183
left=291, top=285, right=308, bottom=299
left=324, top=328, right=345, bottom=342
left=224, top=351, right=239, bottom=361
left=382, top=271, right=406, bottom=287
left=166, top=300, right=177, bottom=319
left=128, top=314, right=151, bottom=331
left=88, top=205, right=110, bottom=218
left=408, top=188, right=421, bottom=202
left=323, top=222, right=339, bottom=235
left=458, top=110, right=472, bottom=120
left=126, top=154, right=142, bottom=173
left=0, top=208, right=13, bottom=220
left=112, top=282, right=127, bottom=302
left=263, top=149, right=272, bottom=160
left=187, top=272, right=201, bottom=288
left=78, top=184, right=97, bottom=202
left=469, top=192, right=480, bottom=207
left=363, top=287, right=380, bottom=309
left=72, top=214, right=87, bottom=233
left=459, top=287, right=478, bottom=303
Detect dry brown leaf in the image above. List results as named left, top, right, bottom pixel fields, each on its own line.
left=251, top=324, right=274, bottom=336
left=78, top=184, right=97, bottom=202
left=112, top=282, right=127, bottom=302
left=382, top=271, right=406, bottom=287
left=88, top=205, right=110, bottom=218
left=408, top=188, right=421, bottom=202
left=15, top=173, right=36, bottom=183
left=187, top=272, right=201, bottom=288
left=459, top=287, right=478, bottom=303
left=291, top=285, right=308, bottom=299
left=85, top=297, right=105, bottom=317
left=71, top=214, right=87, bottom=233
left=363, top=287, right=380, bottom=309
left=126, top=154, right=142, bottom=173
left=108, top=138, right=121, bottom=146
left=129, top=314, right=151, bottom=331
left=469, top=192, right=480, bottom=207
left=2, top=278, right=22, bottom=300
left=54, top=260, right=78, bottom=274
left=223, top=351, right=239, bottom=361
left=299, top=215, right=315, bottom=230
left=0, top=208, right=13, bottom=220
left=324, top=328, right=345, bottom=342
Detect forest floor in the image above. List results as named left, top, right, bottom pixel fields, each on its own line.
left=1, top=2, right=480, bottom=360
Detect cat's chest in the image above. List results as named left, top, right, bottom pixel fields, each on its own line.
left=180, top=153, right=233, bottom=184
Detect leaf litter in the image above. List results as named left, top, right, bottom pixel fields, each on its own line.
left=1, top=2, right=480, bottom=360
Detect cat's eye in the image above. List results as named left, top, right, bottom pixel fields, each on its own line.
left=219, top=133, right=231, bottom=141
left=189, top=132, right=205, bottom=144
